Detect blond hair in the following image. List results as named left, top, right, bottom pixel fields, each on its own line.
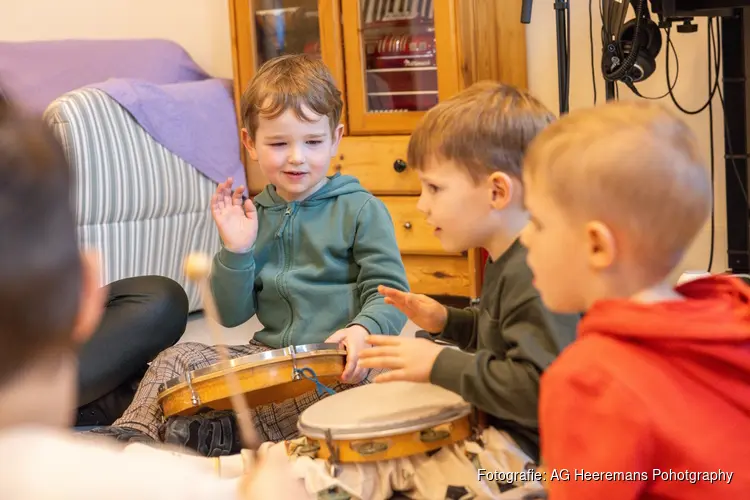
left=240, top=54, right=343, bottom=138
left=524, top=101, right=711, bottom=275
left=407, top=81, right=555, bottom=182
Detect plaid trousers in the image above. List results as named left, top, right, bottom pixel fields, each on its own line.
left=112, top=341, right=373, bottom=442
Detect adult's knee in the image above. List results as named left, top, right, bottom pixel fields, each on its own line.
left=111, top=276, right=189, bottom=351
left=141, top=276, right=189, bottom=344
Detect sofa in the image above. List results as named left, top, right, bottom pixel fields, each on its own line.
left=1, top=39, right=246, bottom=311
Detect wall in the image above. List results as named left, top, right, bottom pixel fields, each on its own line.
left=2, top=0, right=234, bottom=79
left=2, top=0, right=728, bottom=275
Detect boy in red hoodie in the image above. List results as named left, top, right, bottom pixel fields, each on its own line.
left=520, top=100, right=750, bottom=499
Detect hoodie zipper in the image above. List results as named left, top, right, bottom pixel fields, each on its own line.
left=275, top=203, right=297, bottom=347
left=275, top=206, right=293, bottom=238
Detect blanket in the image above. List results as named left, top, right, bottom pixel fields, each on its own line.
left=91, top=77, right=246, bottom=186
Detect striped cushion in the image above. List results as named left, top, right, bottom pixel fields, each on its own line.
left=45, top=88, right=221, bottom=312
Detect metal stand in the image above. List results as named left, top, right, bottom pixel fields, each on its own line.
left=555, top=0, right=570, bottom=113
left=606, top=81, right=617, bottom=101
left=521, top=0, right=570, bottom=114
left=722, top=9, right=750, bottom=272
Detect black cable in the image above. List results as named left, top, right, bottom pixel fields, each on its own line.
left=603, top=0, right=647, bottom=82
left=589, top=0, right=597, bottom=105
left=708, top=18, right=716, bottom=272
left=624, top=37, right=679, bottom=100
left=665, top=26, right=721, bottom=115
left=566, top=0, right=572, bottom=112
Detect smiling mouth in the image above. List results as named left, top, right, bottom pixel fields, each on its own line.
left=283, top=171, right=307, bottom=177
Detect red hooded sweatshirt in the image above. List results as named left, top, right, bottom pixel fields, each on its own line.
left=539, top=275, right=750, bottom=499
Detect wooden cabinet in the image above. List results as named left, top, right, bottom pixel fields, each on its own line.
left=229, top=0, right=528, bottom=301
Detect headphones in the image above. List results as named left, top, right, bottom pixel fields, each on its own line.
left=602, top=0, right=663, bottom=85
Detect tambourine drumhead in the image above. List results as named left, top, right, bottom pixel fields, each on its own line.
left=297, top=381, right=471, bottom=440
left=160, top=343, right=343, bottom=391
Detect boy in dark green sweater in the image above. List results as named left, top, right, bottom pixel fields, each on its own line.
left=359, top=82, right=579, bottom=463
left=93, top=55, right=409, bottom=453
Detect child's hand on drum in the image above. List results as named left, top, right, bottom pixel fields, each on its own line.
left=326, top=325, right=370, bottom=384
left=378, top=285, right=448, bottom=334
left=358, top=336, right=444, bottom=383
left=211, top=177, right=258, bottom=254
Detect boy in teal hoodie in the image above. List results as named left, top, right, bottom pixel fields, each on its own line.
left=93, top=55, right=409, bottom=454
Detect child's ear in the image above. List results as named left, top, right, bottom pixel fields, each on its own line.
left=329, top=124, right=345, bottom=156
left=71, top=250, right=106, bottom=346
left=241, top=128, right=259, bottom=162
left=584, top=221, right=616, bottom=269
left=487, top=172, right=513, bottom=210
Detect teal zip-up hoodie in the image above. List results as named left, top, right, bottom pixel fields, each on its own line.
left=209, top=173, right=409, bottom=348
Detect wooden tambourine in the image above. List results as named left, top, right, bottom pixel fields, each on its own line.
left=291, top=380, right=478, bottom=464
left=157, top=343, right=346, bottom=419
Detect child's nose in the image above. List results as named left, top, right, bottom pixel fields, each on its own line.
left=288, top=145, right=305, bottom=165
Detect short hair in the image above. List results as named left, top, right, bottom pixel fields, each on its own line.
left=0, top=94, right=82, bottom=385
left=240, top=54, right=343, bottom=139
left=524, top=100, right=711, bottom=276
left=407, top=81, right=556, bottom=182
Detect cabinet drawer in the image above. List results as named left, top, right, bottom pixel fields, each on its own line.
left=404, top=255, right=471, bottom=297
left=381, top=196, right=452, bottom=255
left=330, top=136, right=421, bottom=195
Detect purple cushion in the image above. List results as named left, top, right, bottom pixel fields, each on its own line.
left=0, top=39, right=210, bottom=114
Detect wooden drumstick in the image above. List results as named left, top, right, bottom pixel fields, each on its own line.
left=184, top=253, right=261, bottom=456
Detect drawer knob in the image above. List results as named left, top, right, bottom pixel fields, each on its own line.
left=393, top=159, right=407, bottom=173
left=404, top=222, right=412, bottom=230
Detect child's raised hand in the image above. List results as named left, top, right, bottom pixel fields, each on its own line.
left=211, top=177, right=258, bottom=254
left=378, top=285, right=448, bottom=334
left=358, top=336, right=444, bottom=383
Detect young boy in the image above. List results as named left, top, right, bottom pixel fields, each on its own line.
left=96, top=54, right=409, bottom=452
left=0, top=91, right=305, bottom=499
left=520, top=100, right=750, bottom=498
left=359, top=81, right=580, bottom=463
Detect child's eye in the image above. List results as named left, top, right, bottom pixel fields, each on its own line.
left=306, top=140, right=323, bottom=146
left=427, top=184, right=440, bottom=194
left=269, top=142, right=286, bottom=147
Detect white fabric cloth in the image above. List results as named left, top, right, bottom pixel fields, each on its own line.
left=282, top=427, right=545, bottom=500
left=154, top=427, right=544, bottom=500
left=0, top=426, right=240, bottom=500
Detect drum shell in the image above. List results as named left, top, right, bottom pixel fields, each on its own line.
left=157, top=344, right=346, bottom=418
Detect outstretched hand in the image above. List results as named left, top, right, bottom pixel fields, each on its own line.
left=211, top=177, right=258, bottom=254
left=378, top=285, right=448, bottom=334
left=358, top=335, right=445, bottom=383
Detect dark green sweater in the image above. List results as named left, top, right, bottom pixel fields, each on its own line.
left=430, top=239, right=579, bottom=462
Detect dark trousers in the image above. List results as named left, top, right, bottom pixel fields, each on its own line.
left=75, top=276, right=188, bottom=426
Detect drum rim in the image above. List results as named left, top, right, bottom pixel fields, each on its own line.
left=297, top=403, right=473, bottom=440
left=161, top=343, right=344, bottom=391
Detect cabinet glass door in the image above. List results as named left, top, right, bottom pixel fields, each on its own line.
left=253, top=0, right=321, bottom=63
left=362, top=0, right=438, bottom=113
left=343, top=0, right=460, bottom=135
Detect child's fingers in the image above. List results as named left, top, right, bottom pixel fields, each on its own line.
left=358, top=345, right=401, bottom=358
left=243, top=199, right=256, bottom=217
left=378, top=285, right=409, bottom=302
left=373, top=369, right=408, bottom=383
left=364, top=335, right=401, bottom=347
left=359, top=356, right=405, bottom=370
left=232, top=186, right=245, bottom=205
